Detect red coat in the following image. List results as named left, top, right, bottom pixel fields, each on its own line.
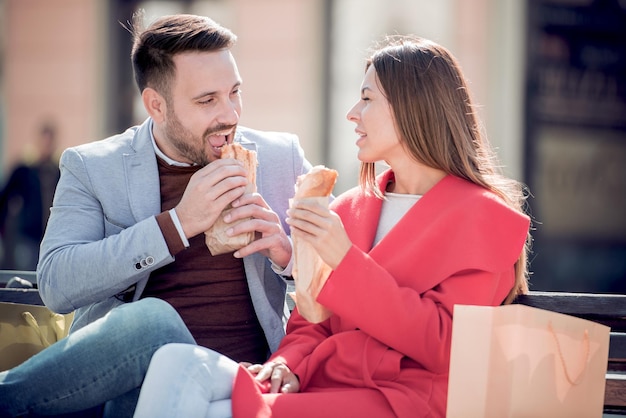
left=233, top=172, right=530, bottom=418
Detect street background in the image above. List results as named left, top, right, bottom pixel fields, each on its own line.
left=1, top=0, right=624, bottom=293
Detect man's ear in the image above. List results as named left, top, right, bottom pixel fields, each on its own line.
left=142, top=87, right=167, bottom=123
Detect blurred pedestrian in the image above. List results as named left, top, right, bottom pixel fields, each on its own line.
left=0, top=122, right=60, bottom=270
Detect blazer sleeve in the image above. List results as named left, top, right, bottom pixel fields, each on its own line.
left=37, top=147, right=174, bottom=313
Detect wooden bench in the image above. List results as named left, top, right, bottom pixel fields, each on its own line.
left=0, top=269, right=43, bottom=305
left=513, top=291, right=626, bottom=415
left=3, top=272, right=625, bottom=414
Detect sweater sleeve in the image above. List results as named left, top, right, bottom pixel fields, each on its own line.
left=155, top=211, right=186, bottom=256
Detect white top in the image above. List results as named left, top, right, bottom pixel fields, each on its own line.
left=374, top=192, right=422, bottom=245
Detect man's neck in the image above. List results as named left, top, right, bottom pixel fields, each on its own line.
left=149, top=120, right=193, bottom=167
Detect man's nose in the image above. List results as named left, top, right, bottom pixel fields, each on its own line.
left=217, top=99, right=240, bottom=125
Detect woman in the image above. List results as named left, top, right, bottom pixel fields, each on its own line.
left=133, top=35, right=531, bottom=418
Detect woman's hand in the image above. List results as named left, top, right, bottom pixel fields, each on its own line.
left=286, top=200, right=352, bottom=270
left=242, top=361, right=300, bottom=393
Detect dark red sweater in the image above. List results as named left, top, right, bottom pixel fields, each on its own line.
left=142, top=158, right=269, bottom=363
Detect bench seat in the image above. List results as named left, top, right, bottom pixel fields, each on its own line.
left=2, top=272, right=625, bottom=414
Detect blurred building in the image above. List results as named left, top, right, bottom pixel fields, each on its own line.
left=0, top=0, right=624, bottom=292
left=524, top=0, right=626, bottom=293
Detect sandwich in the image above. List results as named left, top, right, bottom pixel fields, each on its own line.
left=290, top=165, right=338, bottom=323
left=205, top=143, right=258, bottom=255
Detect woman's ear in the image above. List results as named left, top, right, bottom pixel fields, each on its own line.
left=142, top=87, right=167, bottom=123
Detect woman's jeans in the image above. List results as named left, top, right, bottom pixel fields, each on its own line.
left=134, top=343, right=239, bottom=418
left=0, top=298, right=195, bottom=418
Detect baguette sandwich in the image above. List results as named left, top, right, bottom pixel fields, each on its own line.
left=290, top=165, right=338, bottom=323
left=204, top=143, right=258, bottom=255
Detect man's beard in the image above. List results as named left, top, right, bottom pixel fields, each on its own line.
left=164, top=108, right=236, bottom=167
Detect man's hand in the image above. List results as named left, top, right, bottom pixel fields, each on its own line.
left=174, top=158, right=248, bottom=238
left=224, top=193, right=292, bottom=268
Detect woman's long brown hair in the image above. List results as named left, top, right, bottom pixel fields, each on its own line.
left=360, top=35, right=531, bottom=303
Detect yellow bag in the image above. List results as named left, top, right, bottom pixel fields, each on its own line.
left=447, top=304, right=610, bottom=418
left=0, top=302, right=74, bottom=371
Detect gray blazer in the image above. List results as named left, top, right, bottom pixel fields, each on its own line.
left=37, top=118, right=311, bottom=352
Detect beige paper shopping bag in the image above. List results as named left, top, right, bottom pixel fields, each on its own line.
left=447, top=304, right=610, bottom=418
left=0, top=302, right=74, bottom=371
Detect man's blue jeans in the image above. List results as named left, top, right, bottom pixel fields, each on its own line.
left=0, top=298, right=195, bottom=417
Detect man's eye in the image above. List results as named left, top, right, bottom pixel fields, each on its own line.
left=199, top=98, right=214, bottom=105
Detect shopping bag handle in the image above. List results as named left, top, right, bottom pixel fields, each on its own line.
left=21, top=311, right=53, bottom=348
left=49, top=313, right=70, bottom=340
left=548, top=321, right=590, bottom=385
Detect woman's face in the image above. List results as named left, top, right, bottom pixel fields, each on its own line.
left=346, top=65, right=403, bottom=164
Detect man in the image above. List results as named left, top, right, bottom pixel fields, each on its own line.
left=0, top=13, right=311, bottom=417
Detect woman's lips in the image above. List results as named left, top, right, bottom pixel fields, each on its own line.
left=355, top=129, right=366, bottom=146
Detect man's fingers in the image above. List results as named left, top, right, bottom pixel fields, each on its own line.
left=231, top=192, right=268, bottom=209
left=225, top=202, right=276, bottom=224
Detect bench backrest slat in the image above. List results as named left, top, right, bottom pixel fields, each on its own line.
left=514, top=292, right=626, bottom=332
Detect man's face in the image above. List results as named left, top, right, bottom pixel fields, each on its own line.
left=159, top=49, right=243, bottom=166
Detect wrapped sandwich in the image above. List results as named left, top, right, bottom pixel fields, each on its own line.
left=205, top=143, right=258, bottom=255
left=290, top=165, right=338, bottom=323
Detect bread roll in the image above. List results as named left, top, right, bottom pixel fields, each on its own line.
left=220, top=143, right=257, bottom=187
left=294, top=165, right=338, bottom=199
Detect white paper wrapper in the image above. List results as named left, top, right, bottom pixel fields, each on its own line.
left=290, top=196, right=333, bottom=323
left=204, top=207, right=255, bottom=255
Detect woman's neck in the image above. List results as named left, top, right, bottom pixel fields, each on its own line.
left=387, top=161, right=446, bottom=195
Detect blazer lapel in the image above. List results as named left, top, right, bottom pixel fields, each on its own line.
left=125, top=119, right=162, bottom=222
left=338, top=171, right=391, bottom=253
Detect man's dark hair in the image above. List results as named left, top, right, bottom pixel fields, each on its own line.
left=130, top=13, right=237, bottom=97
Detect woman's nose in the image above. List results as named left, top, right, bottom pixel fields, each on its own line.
left=346, top=102, right=360, bottom=122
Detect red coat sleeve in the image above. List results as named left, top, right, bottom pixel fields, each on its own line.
left=317, top=174, right=529, bottom=373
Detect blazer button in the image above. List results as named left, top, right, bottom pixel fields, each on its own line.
left=146, top=256, right=155, bottom=266
left=135, top=262, right=142, bottom=270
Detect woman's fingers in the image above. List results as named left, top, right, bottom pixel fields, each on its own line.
left=249, top=362, right=300, bottom=393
